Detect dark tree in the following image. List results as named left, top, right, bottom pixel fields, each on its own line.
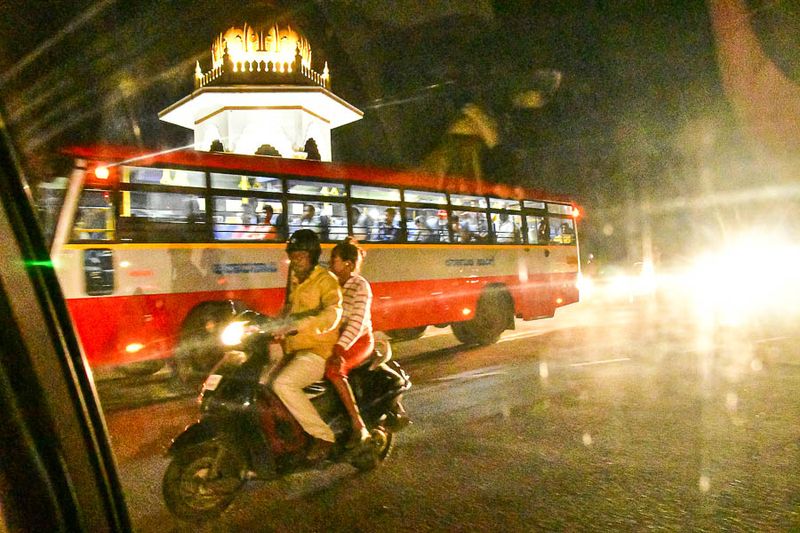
left=255, top=144, right=282, bottom=157
left=209, top=139, right=225, bottom=152
left=304, top=138, right=321, bottom=160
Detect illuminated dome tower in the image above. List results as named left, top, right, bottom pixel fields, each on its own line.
left=159, top=22, right=362, bottom=161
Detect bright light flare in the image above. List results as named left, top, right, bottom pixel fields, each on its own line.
left=95, top=166, right=109, bottom=180
left=576, top=272, right=594, bottom=300
left=687, top=236, right=800, bottom=326
left=221, top=321, right=248, bottom=346
left=606, top=260, right=658, bottom=300
left=125, top=343, right=144, bottom=353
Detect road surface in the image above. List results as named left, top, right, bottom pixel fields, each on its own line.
left=101, top=289, right=800, bottom=531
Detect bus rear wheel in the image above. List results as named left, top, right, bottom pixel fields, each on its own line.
left=387, top=326, right=427, bottom=342
left=451, top=287, right=513, bottom=346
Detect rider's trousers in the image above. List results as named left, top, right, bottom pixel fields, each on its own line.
left=272, top=351, right=336, bottom=442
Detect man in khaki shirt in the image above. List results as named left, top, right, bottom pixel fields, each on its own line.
left=271, top=229, right=342, bottom=460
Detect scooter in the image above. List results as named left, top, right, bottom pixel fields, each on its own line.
left=162, top=309, right=411, bottom=522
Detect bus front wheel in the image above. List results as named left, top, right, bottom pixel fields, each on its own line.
left=451, top=287, right=513, bottom=346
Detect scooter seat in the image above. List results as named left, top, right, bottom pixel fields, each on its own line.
left=301, top=352, right=377, bottom=395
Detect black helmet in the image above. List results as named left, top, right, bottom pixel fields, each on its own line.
left=286, top=229, right=321, bottom=264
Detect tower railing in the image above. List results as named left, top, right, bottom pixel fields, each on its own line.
left=195, top=52, right=330, bottom=90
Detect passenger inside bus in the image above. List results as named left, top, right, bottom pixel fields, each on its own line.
left=494, top=213, right=520, bottom=243
left=553, top=221, right=575, bottom=244
left=412, top=215, right=435, bottom=242
left=537, top=218, right=549, bottom=244
left=259, top=204, right=278, bottom=240
left=300, top=204, right=319, bottom=233
left=351, top=206, right=370, bottom=240
left=453, top=212, right=488, bottom=243
left=377, top=207, right=399, bottom=241
left=288, top=202, right=350, bottom=241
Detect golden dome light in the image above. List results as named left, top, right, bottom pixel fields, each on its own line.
left=211, top=23, right=312, bottom=71
left=195, top=21, right=328, bottom=90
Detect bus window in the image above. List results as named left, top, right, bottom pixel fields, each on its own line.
left=287, top=179, right=346, bottom=197
left=547, top=203, right=573, bottom=215
left=118, top=191, right=205, bottom=242
left=491, top=212, right=523, bottom=243
left=72, top=189, right=115, bottom=241
left=451, top=209, right=489, bottom=243
left=523, top=200, right=546, bottom=210
left=287, top=200, right=347, bottom=241
left=213, top=196, right=282, bottom=241
left=550, top=217, right=576, bottom=244
left=526, top=215, right=548, bottom=244
left=404, top=190, right=447, bottom=205
left=36, top=177, right=68, bottom=245
left=450, top=194, right=487, bottom=209
left=405, top=207, right=447, bottom=242
left=351, top=185, right=400, bottom=202
left=351, top=204, right=400, bottom=242
left=489, top=197, right=521, bottom=211
left=125, top=166, right=205, bottom=188
left=210, top=172, right=282, bottom=192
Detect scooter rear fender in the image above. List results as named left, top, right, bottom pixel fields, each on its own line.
left=166, top=420, right=219, bottom=455
left=166, top=417, right=258, bottom=456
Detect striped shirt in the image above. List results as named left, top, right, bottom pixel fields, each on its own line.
left=337, top=274, right=373, bottom=351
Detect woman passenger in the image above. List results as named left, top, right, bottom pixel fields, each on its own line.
left=326, top=237, right=374, bottom=448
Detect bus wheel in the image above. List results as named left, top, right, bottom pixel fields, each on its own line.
left=387, top=326, right=427, bottom=342
left=174, top=303, right=239, bottom=388
left=451, top=287, right=513, bottom=346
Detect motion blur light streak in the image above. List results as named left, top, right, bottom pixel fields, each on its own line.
left=0, top=0, right=117, bottom=87
left=538, top=361, right=549, bottom=379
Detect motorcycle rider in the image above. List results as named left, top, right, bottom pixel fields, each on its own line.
left=271, top=229, right=342, bottom=460
left=326, top=238, right=374, bottom=448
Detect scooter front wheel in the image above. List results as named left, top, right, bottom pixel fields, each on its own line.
left=351, top=427, right=395, bottom=472
left=163, top=442, right=246, bottom=522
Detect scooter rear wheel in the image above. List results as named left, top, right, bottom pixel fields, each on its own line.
left=163, top=442, right=245, bottom=522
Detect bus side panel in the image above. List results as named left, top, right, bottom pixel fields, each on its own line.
left=364, top=245, right=580, bottom=330
left=370, top=277, right=480, bottom=331
left=507, top=271, right=579, bottom=320
left=369, top=269, right=577, bottom=332
left=66, top=287, right=284, bottom=368
left=57, top=244, right=288, bottom=368
left=511, top=245, right=579, bottom=320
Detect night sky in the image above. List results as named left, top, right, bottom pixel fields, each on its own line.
left=1, top=0, right=798, bottom=260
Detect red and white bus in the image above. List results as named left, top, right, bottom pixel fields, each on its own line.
left=43, top=145, right=580, bottom=377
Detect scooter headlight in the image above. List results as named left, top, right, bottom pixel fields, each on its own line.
left=220, top=321, right=249, bottom=346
